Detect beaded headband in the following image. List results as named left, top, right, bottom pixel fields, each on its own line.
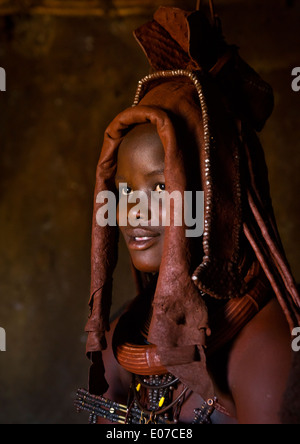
left=133, top=69, right=213, bottom=274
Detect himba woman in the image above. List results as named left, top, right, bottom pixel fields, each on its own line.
left=76, top=3, right=300, bottom=424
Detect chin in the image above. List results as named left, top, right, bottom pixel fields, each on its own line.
left=130, top=250, right=162, bottom=274
left=132, top=259, right=161, bottom=274
left=123, top=233, right=164, bottom=274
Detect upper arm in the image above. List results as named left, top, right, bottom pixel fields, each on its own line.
left=97, top=318, right=131, bottom=424
left=228, top=299, right=292, bottom=424
left=101, top=318, right=131, bottom=403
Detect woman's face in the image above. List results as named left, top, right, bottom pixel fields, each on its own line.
left=115, top=123, right=165, bottom=273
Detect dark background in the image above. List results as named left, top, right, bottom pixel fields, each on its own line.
left=0, top=0, right=299, bottom=424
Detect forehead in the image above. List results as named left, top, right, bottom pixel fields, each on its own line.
left=117, top=123, right=165, bottom=171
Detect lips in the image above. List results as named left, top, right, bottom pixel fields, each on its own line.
left=124, top=228, right=161, bottom=251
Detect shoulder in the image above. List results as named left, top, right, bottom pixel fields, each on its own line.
left=228, top=298, right=293, bottom=424
left=101, top=317, right=132, bottom=404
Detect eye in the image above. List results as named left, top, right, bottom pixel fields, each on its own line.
left=121, top=186, right=133, bottom=196
left=155, top=183, right=166, bottom=193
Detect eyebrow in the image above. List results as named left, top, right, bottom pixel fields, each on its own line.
left=145, top=169, right=165, bottom=177
left=115, top=169, right=165, bottom=182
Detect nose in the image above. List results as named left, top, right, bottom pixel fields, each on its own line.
left=127, top=195, right=150, bottom=225
left=118, top=190, right=166, bottom=228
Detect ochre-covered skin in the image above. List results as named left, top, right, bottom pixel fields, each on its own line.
left=83, top=6, right=300, bottom=424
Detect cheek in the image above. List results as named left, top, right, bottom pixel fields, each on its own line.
left=150, top=196, right=168, bottom=227
left=116, top=202, right=120, bottom=226
left=116, top=199, right=128, bottom=226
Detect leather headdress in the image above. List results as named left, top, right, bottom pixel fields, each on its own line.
left=84, top=6, right=300, bottom=397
